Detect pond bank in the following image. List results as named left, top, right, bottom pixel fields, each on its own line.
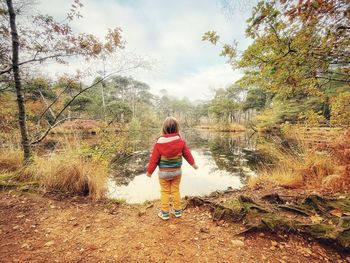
left=0, top=188, right=348, bottom=262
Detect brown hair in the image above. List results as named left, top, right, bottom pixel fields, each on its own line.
left=162, top=116, right=179, bottom=134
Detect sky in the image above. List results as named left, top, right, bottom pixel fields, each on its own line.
left=38, top=0, right=258, bottom=101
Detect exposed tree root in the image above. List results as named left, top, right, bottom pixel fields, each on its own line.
left=187, top=193, right=350, bottom=251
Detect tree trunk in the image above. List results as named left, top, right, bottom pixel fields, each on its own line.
left=6, top=0, right=32, bottom=163
left=101, top=82, right=106, bottom=122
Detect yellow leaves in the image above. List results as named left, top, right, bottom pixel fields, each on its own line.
left=330, top=92, right=350, bottom=126
left=220, top=44, right=236, bottom=60
left=202, top=31, right=219, bottom=45
left=301, top=110, right=326, bottom=126
left=310, top=214, right=323, bottom=223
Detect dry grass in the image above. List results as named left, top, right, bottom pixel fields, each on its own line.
left=0, top=149, right=23, bottom=172
left=35, top=153, right=108, bottom=199
left=248, top=168, right=304, bottom=189
left=53, top=119, right=106, bottom=134
left=320, top=128, right=350, bottom=192
left=0, top=146, right=108, bottom=199
left=248, top=128, right=339, bottom=191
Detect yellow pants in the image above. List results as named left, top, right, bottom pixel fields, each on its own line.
left=159, top=176, right=181, bottom=212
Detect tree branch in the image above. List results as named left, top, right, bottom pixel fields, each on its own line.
left=31, top=64, right=142, bottom=145
left=315, top=76, right=350, bottom=83
left=37, top=86, right=70, bottom=122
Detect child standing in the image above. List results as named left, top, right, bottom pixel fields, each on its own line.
left=146, top=117, right=198, bottom=220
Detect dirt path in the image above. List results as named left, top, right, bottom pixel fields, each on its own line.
left=0, top=191, right=348, bottom=263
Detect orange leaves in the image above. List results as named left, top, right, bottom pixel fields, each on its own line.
left=5, top=3, right=124, bottom=67
left=329, top=208, right=342, bottom=217
left=105, top=28, right=124, bottom=50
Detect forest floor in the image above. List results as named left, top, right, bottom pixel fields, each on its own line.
left=1, top=188, right=349, bottom=263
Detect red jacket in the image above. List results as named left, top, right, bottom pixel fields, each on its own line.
left=146, top=133, right=195, bottom=174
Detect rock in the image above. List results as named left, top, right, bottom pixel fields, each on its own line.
left=44, top=241, right=55, bottom=247
left=271, top=241, right=278, bottom=247
left=231, top=239, right=245, bottom=247
left=13, top=225, right=19, bottom=230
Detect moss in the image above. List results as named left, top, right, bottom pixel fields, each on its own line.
left=223, top=199, right=243, bottom=211
left=212, top=204, right=246, bottom=222
left=299, top=224, right=335, bottom=239
left=108, top=197, right=126, bottom=204
left=337, top=230, right=350, bottom=249
left=328, top=197, right=350, bottom=213
left=261, top=215, right=298, bottom=231
left=302, top=194, right=350, bottom=215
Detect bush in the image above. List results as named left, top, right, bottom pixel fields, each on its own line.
left=128, top=118, right=141, bottom=131
left=330, top=92, right=350, bottom=126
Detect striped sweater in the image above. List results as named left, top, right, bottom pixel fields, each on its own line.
left=146, top=133, right=195, bottom=180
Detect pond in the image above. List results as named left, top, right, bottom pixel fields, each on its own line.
left=107, top=129, right=261, bottom=203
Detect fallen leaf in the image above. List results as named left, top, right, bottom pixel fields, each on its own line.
left=231, top=239, right=245, bottom=247
left=310, top=214, right=323, bottom=223
left=330, top=208, right=342, bottom=217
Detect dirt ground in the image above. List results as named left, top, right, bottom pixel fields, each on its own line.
left=0, top=191, right=348, bottom=263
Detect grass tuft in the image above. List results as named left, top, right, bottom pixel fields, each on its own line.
left=0, top=146, right=108, bottom=199
left=248, top=127, right=340, bottom=191
left=0, top=149, right=23, bottom=172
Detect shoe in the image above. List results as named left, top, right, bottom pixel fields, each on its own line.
left=158, top=211, right=170, bottom=220
left=171, top=209, right=182, bottom=218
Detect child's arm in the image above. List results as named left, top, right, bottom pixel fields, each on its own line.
left=146, top=144, right=160, bottom=177
left=182, top=142, right=198, bottom=169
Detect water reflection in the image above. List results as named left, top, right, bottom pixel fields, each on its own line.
left=107, top=150, right=243, bottom=203
left=107, top=129, right=259, bottom=203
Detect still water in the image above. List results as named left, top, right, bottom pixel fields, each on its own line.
left=107, top=129, right=260, bottom=203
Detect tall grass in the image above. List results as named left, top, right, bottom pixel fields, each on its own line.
left=0, top=149, right=23, bottom=172
left=0, top=137, right=109, bottom=199
left=248, top=127, right=342, bottom=191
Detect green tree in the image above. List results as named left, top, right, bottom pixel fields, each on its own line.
left=1, top=0, right=123, bottom=162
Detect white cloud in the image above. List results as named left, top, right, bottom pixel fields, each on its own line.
left=36, top=0, right=254, bottom=101
left=145, top=64, right=242, bottom=100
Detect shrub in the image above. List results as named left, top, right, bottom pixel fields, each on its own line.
left=128, top=118, right=141, bottom=131
left=330, top=92, right=350, bottom=126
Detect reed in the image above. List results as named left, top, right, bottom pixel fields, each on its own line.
left=248, top=127, right=338, bottom=191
